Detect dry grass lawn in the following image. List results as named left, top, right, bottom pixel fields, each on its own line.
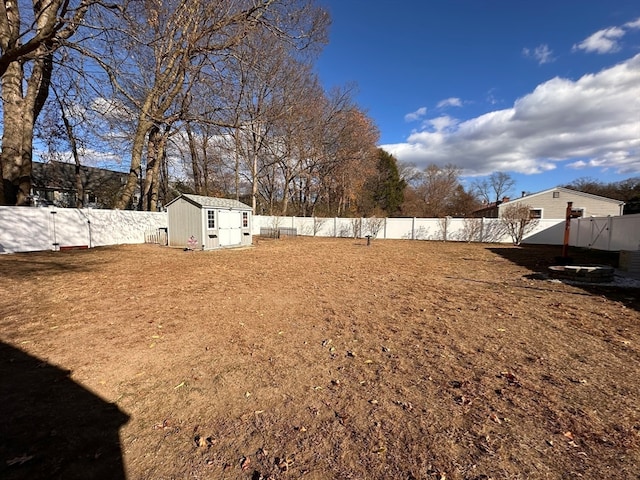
left=1, top=237, right=639, bottom=479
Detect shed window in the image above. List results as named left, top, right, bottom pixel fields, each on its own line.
left=529, top=209, right=542, bottom=219
left=242, top=211, right=248, bottom=228
left=207, top=210, right=215, bottom=229
left=553, top=191, right=560, bottom=198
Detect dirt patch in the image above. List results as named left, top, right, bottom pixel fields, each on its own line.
left=1, top=238, right=639, bottom=479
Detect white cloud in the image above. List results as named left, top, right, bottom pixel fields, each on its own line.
left=404, top=107, right=427, bottom=122
left=437, top=97, right=462, bottom=108
left=427, top=115, right=459, bottom=133
left=381, top=55, right=640, bottom=177
left=573, top=26, right=625, bottom=54
left=625, top=17, right=640, bottom=29
left=522, top=44, right=554, bottom=64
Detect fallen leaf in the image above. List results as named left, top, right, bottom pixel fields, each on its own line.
left=276, top=455, right=294, bottom=471
left=564, top=431, right=574, bottom=440
left=240, top=456, right=251, bottom=471
left=174, top=381, right=185, bottom=390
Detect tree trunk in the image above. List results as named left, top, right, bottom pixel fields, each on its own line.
left=142, top=125, right=169, bottom=211
left=186, top=124, right=203, bottom=194
left=0, top=51, right=51, bottom=205
left=115, top=117, right=153, bottom=209
left=58, top=96, right=83, bottom=208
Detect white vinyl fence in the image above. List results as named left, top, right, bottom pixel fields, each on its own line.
left=252, top=215, right=566, bottom=245
left=569, top=214, right=640, bottom=251
left=0, top=206, right=166, bottom=254
left=2, top=207, right=638, bottom=254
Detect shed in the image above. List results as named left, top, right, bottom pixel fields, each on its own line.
left=166, top=194, right=252, bottom=250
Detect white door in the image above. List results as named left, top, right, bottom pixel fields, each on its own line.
left=218, top=210, right=242, bottom=246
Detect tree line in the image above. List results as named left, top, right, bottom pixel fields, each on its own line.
left=2, top=1, right=638, bottom=217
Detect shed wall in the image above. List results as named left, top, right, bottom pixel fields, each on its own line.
left=168, top=198, right=203, bottom=248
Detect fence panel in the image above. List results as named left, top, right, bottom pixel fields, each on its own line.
left=571, top=214, right=640, bottom=251
left=0, top=206, right=166, bottom=254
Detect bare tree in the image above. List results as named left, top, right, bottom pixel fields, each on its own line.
left=76, top=0, right=327, bottom=210
left=0, top=0, right=100, bottom=205
left=403, top=164, right=462, bottom=217
left=473, top=171, right=516, bottom=206
left=500, top=203, right=539, bottom=245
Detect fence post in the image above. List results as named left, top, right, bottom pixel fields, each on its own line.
left=383, top=217, right=387, bottom=239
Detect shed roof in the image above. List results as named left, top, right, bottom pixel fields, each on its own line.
left=166, top=194, right=252, bottom=210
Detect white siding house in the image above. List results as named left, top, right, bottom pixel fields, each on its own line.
left=498, top=187, right=625, bottom=219
left=166, top=194, right=252, bottom=250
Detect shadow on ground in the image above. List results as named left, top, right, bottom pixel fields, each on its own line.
left=0, top=251, right=94, bottom=280
left=488, top=244, right=640, bottom=313
left=0, top=342, right=129, bottom=480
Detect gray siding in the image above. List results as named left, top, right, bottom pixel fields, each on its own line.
left=166, top=195, right=253, bottom=250
left=168, top=197, right=203, bottom=248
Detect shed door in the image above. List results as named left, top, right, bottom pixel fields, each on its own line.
left=218, top=210, right=242, bottom=246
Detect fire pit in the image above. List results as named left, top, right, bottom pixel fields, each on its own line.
left=548, top=264, right=615, bottom=283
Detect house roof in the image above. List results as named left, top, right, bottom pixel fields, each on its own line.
left=166, top=194, right=252, bottom=210
left=504, top=187, right=625, bottom=206
left=32, top=161, right=126, bottom=191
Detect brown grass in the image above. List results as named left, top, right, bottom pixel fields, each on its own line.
left=1, top=237, right=639, bottom=479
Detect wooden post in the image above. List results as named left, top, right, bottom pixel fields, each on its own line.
left=562, top=202, right=572, bottom=258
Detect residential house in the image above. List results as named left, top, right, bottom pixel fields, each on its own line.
left=475, top=187, right=625, bottom=219
left=31, top=161, right=130, bottom=208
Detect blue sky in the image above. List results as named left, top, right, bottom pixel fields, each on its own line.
left=315, top=1, right=640, bottom=195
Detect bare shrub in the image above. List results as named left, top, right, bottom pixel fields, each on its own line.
left=313, top=217, right=327, bottom=236
left=437, top=217, right=451, bottom=241
left=500, top=204, right=539, bottom=245
left=364, top=217, right=385, bottom=238
left=460, top=218, right=483, bottom=242
left=350, top=218, right=363, bottom=238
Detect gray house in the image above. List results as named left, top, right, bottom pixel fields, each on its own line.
left=166, top=194, right=252, bottom=250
